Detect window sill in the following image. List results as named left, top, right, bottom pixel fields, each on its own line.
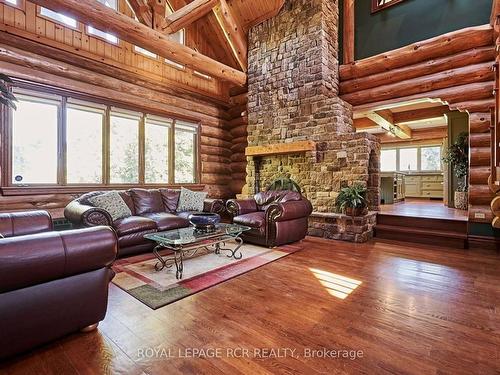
left=0, top=184, right=205, bottom=196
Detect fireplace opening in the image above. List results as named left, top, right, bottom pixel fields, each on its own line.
left=267, top=178, right=302, bottom=193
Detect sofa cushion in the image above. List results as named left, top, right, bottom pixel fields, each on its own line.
left=178, top=187, right=207, bottom=212
left=119, top=191, right=136, bottom=214
left=113, top=216, right=157, bottom=236
left=159, top=188, right=180, bottom=213
left=129, top=189, right=164, bottom=215
left=88, top=191, right=132, bottom=221
left=141, top=212, right=190, bottom=232
left=233, top=212, right=266, bottom=229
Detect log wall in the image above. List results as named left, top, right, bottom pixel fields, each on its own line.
left=0, top=0, right=239, bottom=217
left=228, top=86, right=248, bottom=196
left=340, top=25, right=496, bottom=224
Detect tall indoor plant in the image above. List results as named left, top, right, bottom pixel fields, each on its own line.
left=335, top=184, right=368, bottom=216
left=0, top=73, right=17, bottom=110
left=442, top=132, right=468, bottom=210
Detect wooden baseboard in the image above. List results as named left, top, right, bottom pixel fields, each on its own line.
left=467, top=235, right=500, bottom=251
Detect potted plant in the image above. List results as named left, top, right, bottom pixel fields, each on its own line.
left=442, top=132, right=468, bottom=210
left=0, top=73, right=17, bottom=110
left=335, top=184, right=368, bottom=216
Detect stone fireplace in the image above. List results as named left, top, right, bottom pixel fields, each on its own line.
left=243, top=0, right=380, bottom=242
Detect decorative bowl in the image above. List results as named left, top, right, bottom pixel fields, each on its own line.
left=188, top=213, right=221, bottom=232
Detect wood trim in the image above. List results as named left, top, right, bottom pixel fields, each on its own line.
left=343, top=0, right=355, bottom=64
left=245, top=141, right=316, bottom=157
left=0, top=184, right=206, bottom=196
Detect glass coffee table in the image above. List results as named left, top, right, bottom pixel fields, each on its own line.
left=144, top=224, right=251, bottom=279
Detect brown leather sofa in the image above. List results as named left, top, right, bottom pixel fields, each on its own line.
left=0, top=211, right=117, bottom=360
left=64, top=188, right=224, bottom=257
left=227, top=191, right=313, bottom=247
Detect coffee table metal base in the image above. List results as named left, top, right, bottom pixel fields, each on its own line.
left=152, top=234, right=244, bottom=279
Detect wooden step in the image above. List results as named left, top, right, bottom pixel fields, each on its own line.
left=375, top=214, right=468, bottom=249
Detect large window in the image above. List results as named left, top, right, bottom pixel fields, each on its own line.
left=12, top=94, right=59, bottom=184
left=66, top=102, right=104, bottom=183
left=381, top=146, right=442, bottom=172
left=7, top=88, right=199, bottom=188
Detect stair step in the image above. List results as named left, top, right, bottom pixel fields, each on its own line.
left=377, top=214, right=467, bottom=233
left=375, top=224, right=467, bottom=239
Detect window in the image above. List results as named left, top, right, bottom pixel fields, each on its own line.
left=174, top=122, right=197, bottom=183
left=87, top=0, right=119, bottom=44
left=66, top=102, right=104, bottom=183
left=381, top=149, right=396, bottom=172
left=134, top=46, right=158, bottom=59
left=371, top=0, right=405, bottom=13
left=421, top=146, right=441, bottom=171
left=399, top=148, right=418, bottom=171
left=40, top=7, right=78, bottom=28
left=381, top=146, right=443, bottom=173
left=193, top=71, right=212, bottom=80
left=145, top=116, right=171, bottom=183
left=110, top=111, right=140, bottom=184
left=4, top=0, right=17, bottom=5
left=12, top=94, right=59, bottom=184
left=7, top=88, right=199, bottom=188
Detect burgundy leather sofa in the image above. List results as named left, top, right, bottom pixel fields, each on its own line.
left=226, top=191, right=313, bottom=247
left=0, top=211, right=117, bottom=360
left=64, top=188, right=224, bottom=257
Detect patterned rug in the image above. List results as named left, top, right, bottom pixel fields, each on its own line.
left=112, top=242, right=303, bottom=309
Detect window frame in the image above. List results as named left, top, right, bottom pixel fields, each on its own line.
left=1, top=82, right=202, bottom=195
left=381, top=145, right=442, bottom=173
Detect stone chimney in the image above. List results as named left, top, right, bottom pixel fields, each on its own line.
left=245, top=0, right=380, bottom=242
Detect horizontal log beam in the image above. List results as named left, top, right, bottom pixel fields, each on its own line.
left=29, top=0, right=246, bottom=85
left=342, top=62, right=494, bottom=106
left=470, top=113, right=491, bottom=133
left=469, top=184, right=495, bottom=205
left=470, top=166, right=491, bottom=184
left=366, top=110, right=412, bottom=139
left=469, top=205, right=494, bottom=223
left=339, top=25, right=493, bottom=81
left=470, top=133, right=491, bottom=147
left=470, top=147, right=491, bottom=166
left=163, top=0, right=219, bottom=34
left=392, top=105, right=450, bottom=124
left=449, top=99, right=495, bottom=113
left=340, top=46, right=495, bottom=95
left=378, top=127, right=447, bottom=144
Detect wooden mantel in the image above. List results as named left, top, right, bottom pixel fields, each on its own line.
left=245, top=140, right=316, bottom=157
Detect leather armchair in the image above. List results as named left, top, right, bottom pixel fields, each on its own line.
left=0, top=211, right=117, bottom=360
left=227, top=191, right=313, bottom=247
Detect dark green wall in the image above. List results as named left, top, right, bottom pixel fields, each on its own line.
left=354, top=0, right=492, bottom=60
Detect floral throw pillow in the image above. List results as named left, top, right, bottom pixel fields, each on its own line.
left=88, top=191, right=132, bottom=222
left=177, top=187, right=208, bottom=212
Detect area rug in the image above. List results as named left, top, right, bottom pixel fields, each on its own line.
left=112, top=243, right=303, bottom=309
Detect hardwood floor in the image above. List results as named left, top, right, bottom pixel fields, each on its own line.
left=380, top=198, right=468, bottom=221
left=1, top=237, right=500, bottom=375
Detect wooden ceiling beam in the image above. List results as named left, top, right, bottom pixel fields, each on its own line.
left=354, top=117, right=379, bottom=131
left=213, top=0, right=248, bottom=71
left=392, top=105, right=450, bottom=124
left=163, top=0, right=219, bottom=34
left=147, top=0, right=168, bottom=30
left=127, top=0, right=153, bottom=27
left=379, top=127, right=447, bottom=144
left=29, top=0, right=246, bottom=85
left=367, top=110, right=412, bottom=139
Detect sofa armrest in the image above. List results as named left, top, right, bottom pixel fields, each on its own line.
left=226, top=199, right=258, bottom=216
left=266, top=199, right=313, bottom=222
left=0, top=211, right=53, bottom=238
left=0, top=226, right=117, bottom=293
left=64, top=201, right=112, bottom=227
left=203, top=198, right=225, bottom=214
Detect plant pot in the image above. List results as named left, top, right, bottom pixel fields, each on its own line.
left=345, top=207, right=367, bottom=217
left=454, top=191, right=468, bottom=210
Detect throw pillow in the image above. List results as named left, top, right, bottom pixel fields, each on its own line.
left=177, top=187, right=208, bottom=212
left=88, top=191, right=132, bottom=221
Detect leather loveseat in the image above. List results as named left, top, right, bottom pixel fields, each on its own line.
left=64, top=188, right=224, bottom=257
left=0, top=210, right=117, bottom=360
left=226, top=191, right=313, bottom=247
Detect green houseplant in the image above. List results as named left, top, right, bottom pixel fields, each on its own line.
left=0, top=73, right=17, bottom=110
left=335, top=184, right=368, bottom=216
left=442, top=132, right=468, bottom=210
